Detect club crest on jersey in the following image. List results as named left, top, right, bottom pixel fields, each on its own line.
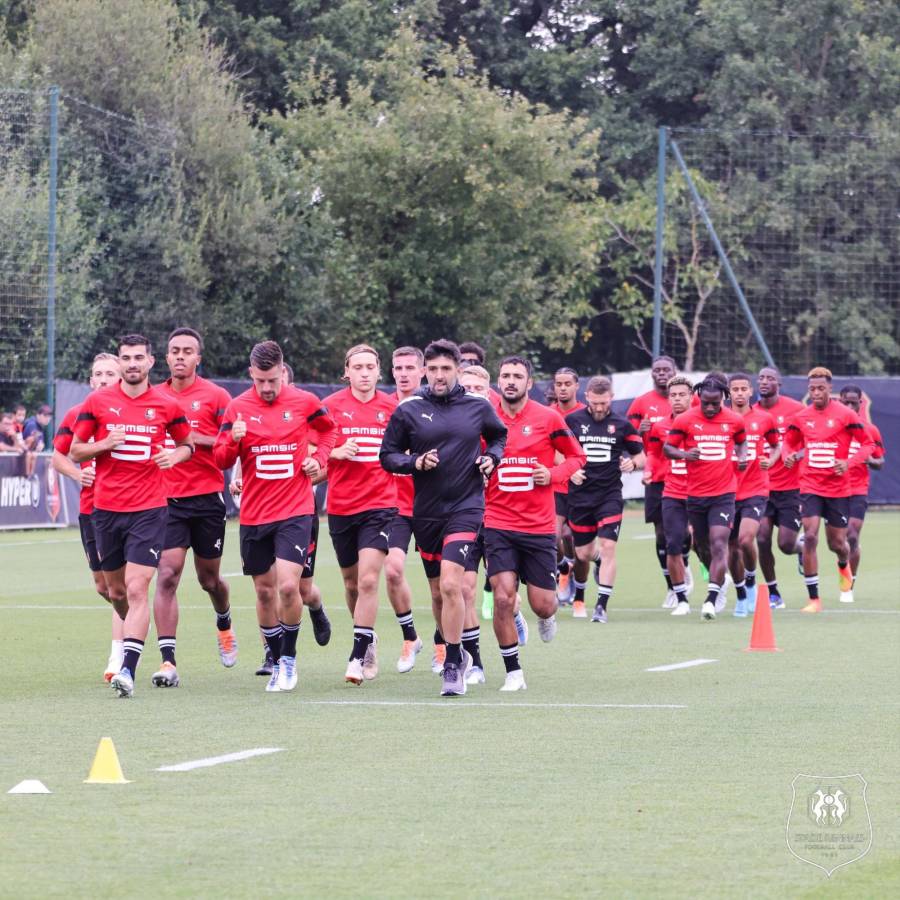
left=522, top=425, right=533, bottom=435
left=607, top=424, right=616, bottom=434
left=751, top=422, right=759, bottom=430
left=191, top=400, right=201, bottom=411
left=721, top=423, right=728, bottom=431
left=376, top=411, right=386, bottom=423
left=283, top=411, right=293, bottom=421
left=144, top=408, right=156, bottom=420
left=827, top=420, right=834, bottom=427
left=778, top=416, right=784, bottom=423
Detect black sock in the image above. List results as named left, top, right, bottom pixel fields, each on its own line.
left=745, top=570, right=756, bottom=589
left=681, top=534, right=692, bottom=558
left=261, top=625, right=283, bottom=663
left=574, top=579, right=586, bottom=601
left=673, top=582, right=688, bottom=605
left=445, top=642, right=462, bottom=667
left=838, top=558, right=848, bottom=569
left=433, top=627, right=445, bottom=646
left=736, top=580, right=747, bottom=600
left=350, top=626, right=374, bottom=662
left=500, top=642, right=520, bottom=673
left=395, top=609, right=417, bottom=641
left=597, top=584, right=612, bottom=610
left=804, top=575, right=819, bottom=600
left=215, top=607, right=232, bottom=632
left=706, top=585, right=720, bottom=605
left=122, top=638, right=144, bottom=675
left=462, top=626, right=482, bottom=668
left=281, top=620, right=299, bottom=657
left=557, top=558, right=571, bottom=576
left=656, top=543, right=670, bottom=586
left=158, top=635, right=176, bottom=666
left=767, top=579, right=780, bottom=597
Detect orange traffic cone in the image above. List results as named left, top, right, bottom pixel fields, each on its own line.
left=744, top=583, right=780, bottom=652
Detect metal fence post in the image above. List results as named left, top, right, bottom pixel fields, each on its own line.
left=652, top=127, right=667, bottom=359
left=46, top=86, right=59, bottom=412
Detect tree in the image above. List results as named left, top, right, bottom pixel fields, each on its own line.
left=269, top=28, right=601, bottom=376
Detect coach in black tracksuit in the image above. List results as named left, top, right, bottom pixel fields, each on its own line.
left=380, top=339, right=506, bottom=694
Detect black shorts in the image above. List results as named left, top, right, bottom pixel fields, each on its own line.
left=731, top=495, right=767, bottom=538
left=848, top=494, right=868, bottom=523
left=661, top=497, right=690, bottom=557
left=568, top=493, right=624, bottom=545
left=388, top=513, right=414, bottom=553
left=465, top=531, right=485, bottom=574
left=93, top=506, right=169, bottom=571
left=687, top=493, right=736, bottom=540
left=78, top=512, right=102, bottom=572
left=554, top=491, right=569, bottom=519
left=644, top=481, right=664, bottom=524
left=799, top=494, right=850, bottom=529
left=328, top=507, right=396, bottom=569
left=763, top=489, right=802, bottom=533
left=302, top=515, right=320, bottom=579
left=164, top=491, right=226, bottom=558
left=414, top=510, right=483, bottom=580
left=240, top=514, right=314, bottom=576
left=483, top=528, right=557, bottom=590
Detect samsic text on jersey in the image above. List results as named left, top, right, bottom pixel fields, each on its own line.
left=159, top=375, right=232, bottom=499
left=565, top=408, right=643, bottom=498
left=73, top=383, right=192, bottom=512
left=324, top=388, right=398, bottom=516
left=666, top=406, right=746, bottom=497
left=213, top=387, right=338, bottom=526
left=485, top=399, right=585, bottom=534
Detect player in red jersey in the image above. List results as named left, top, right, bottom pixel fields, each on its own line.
left=484, top=357, right=585, bottom=690
left=644, top=375, right=695, bottom=615
left=838, top=384, right=885, bottom=602
left=146, top=328, right=236, bottom=687
left=665, top=375, right=747, bottom=620
left=783, top=367, right=872, bottom=612
left=726, top=373, right=780, bottom=617
left=213, top=341, right=337, bottom=692
left=550, top=367, right=585, bottom=605
left=71, top=335, right=194, bottom=697
left=52, top=352, right=125, bottom=679
left=567, top=376, right=645, bottom=623
left=755, top=367, right=805, bottom=609
left=383, top=346, right=428, bottom=673
left=627, top=356, right=685, bottom=603
left=323, top=344, right=406, bottom=685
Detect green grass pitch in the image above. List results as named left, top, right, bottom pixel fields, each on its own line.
left=2, top=509, right=898, bottom=898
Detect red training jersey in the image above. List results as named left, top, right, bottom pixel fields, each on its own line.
left=550, top=400, right=586, bottom=496
left=732, top=406, right=780, bottom=500
left=647, top=416, right=688, bottom=500
left=159, top=376, right=232, bottom=499
left=389, top=392, right=415, bottom=517
left=53, top=402, right=95, bottom=515
left=666, top=406, right=746, bottom=498
left=213, top=387, right=337, bottom=526
left=756, top=395, right=804, bottom=492
left=323, top=388, right=398, bottom=516
left=627, top=390, right=671, bottom=449
left=485, top=398, right=585, bottom=534
left=784, top=400, right=871, bottom=498
left=848, top=422, right=884, bottom=496
left=73, top=383, right=192, bottom=512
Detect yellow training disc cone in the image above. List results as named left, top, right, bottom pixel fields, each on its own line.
left=84, top=737, right=131, bottom=784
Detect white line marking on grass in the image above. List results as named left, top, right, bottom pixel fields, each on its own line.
left=645, top=658, right=718, bottom=672
left=301, top=700, right=686, bottom=710
left=0, top=538, right=81, bottom=547
left=156, top=747, right=283, bottom=772
left=632, top=534, right=657, bottom=540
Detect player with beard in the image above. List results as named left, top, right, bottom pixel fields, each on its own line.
left=664, top=376, right=747, bottom=621
left=783, top=368, right=872, bottom=612
left=71, top=335, right=194, bottom=697
left=567, top=376, right=644, bottom=622
left=627, top=356, right=689, bottom=603
left=380, top=339, right=507, bottom=697
left=755, top=367, right=804, bottom=609
left=149, top=328, right=236, bottom=687
left=726, top=373, right=780, bottom=617
left=213, top=341, right=338, bottom=692
left=485, top=357, right=584, bottom=689
left=52, top=352, right=125, bottom=679
left=323, top=345, right=403, bottom=685
left=838, top=384, right=885, bottom=602
left=644, top=376, right=695, bottom=615
left=549, top=367, right=584, bottom=605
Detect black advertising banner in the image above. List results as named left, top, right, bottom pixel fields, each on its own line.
left=0, top=453, right=78, bottom=530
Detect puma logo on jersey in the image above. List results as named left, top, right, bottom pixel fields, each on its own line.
left=719, top=512, right=730, bottom=521
left=294, top=545, right=306, bottom=556
left=250, top=415, right=263, bottom=424
left=342, top=411, right=354, bottom=420
left=753, top=507, right=761, bottom=516
left=379, top=531, right=389, bottom=541
left=459, top=544, right=469, bottom=558
left=421, top=412, right=434, bottom=421
left=109, top=406, right=122, bottom=416
left=149, top=547, right=159, bottom=560
left=693, top=423, right=704, bottom=430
